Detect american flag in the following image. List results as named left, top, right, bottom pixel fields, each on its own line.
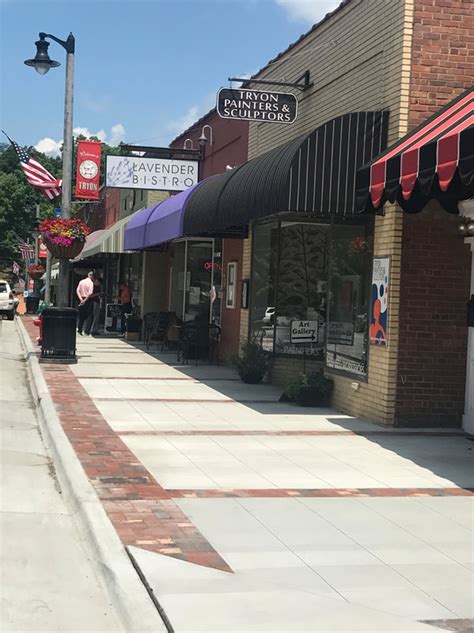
left=3, top=131, right=61, bottom=201
left=18, top=241, right=34, bottom=260
left=12, top=261, right=20, bottom=275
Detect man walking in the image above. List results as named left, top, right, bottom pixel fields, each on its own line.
left=84, top=276, right=103, bottom=336
left=76, top=271, right=94, bottom=336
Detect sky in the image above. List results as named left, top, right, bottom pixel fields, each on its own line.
left=0, top=0, right=340, bottom=156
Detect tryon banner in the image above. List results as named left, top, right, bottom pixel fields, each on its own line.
left=106, top=155, right=199, bottom=191
left=217, top=88, right=298, bottom=124
left=75, top=140, right=101, bottom=200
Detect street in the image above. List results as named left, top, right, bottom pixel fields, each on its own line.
left=0, top=319, right=120, bottom=632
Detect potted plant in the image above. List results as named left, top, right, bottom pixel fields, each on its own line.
left=282, top=371, right=333, bottom=407
left=234, top=339, right=269, bottom=384
left=40, top=218, right=90, bottom=259
left=27, top=263, right=46, bottom=280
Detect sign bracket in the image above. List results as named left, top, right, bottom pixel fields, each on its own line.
left=228, top=70, right=312, bottom=92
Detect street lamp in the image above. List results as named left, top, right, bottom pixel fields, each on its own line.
left=25, top=32, right=75, bottom=307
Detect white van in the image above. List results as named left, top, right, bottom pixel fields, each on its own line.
left=0, top=280, right=16, bottom=320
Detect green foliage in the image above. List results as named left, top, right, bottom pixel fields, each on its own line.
left=283, top=370, right=333, bottom=403
left=0, top=145, right=62, bottom=266
left=234, top=340, right=270, bottom=384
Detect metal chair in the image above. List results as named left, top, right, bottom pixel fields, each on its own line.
left=177, top=321, right=221, bottom=365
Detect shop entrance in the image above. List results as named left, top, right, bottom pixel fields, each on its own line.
left=169, top=238, right=222, bottom=325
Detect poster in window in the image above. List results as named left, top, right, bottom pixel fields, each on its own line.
left=370, top=256, right=390, bottom=346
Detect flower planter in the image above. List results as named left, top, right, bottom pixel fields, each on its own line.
left=296, top=387, right=329, bottom=407
left=238, top=368, right=265, bottom=384
left=45, top=239, right=85, bottom=260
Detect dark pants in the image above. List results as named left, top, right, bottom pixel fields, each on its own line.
left=121, top=303, right=133, bottom=333
left=77, top=301, right=93, bottom=333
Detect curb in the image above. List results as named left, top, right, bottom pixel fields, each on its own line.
left=16, top=317, right=167, bottom=633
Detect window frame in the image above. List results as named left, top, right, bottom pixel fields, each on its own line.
left=226, top=261, right=237, bottom=309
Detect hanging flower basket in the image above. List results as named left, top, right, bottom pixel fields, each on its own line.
left=27, top=263, right=46, bottom=280
left=40, top=218, right=90, bottom=260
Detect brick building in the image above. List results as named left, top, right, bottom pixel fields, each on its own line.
left=235, top=0, right=473, bottom=428
left=126, top=0, right=471, bottom=429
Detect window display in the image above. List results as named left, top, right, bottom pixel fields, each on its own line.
left=326, top=222, right=373, bottom=377
left=274, top=222, right=329, bottom=357
left=249, top=217, right=373, bottom=377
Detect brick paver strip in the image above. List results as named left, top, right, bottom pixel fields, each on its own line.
left=421, top=619, right=474, bottom=632
left=167, top=487, right=474, bottom=498
left=23, top=319, right=231, bottom=573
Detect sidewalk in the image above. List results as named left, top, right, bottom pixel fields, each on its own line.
left=0, top=319, right=120, bottom=632
left=21, top=317, right=474, bottom=632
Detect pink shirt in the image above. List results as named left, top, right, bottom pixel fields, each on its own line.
left=77, top=277, right=94, bottom=300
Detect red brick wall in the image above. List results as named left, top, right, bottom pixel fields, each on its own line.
left=409, top=0, right=474, bottom=127
left=395, top=0, right=473, bottom=426
left=396, top=209, right=470, bottom=427
left=169, top=110, right=249, bottom=179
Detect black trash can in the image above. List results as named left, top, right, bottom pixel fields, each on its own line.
left=41, top=307, right=78, bottom=360
left=25, top=295, right=40, bottom=314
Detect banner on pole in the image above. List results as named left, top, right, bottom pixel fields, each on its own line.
left=38, top=236, right=48, bottom=258
left=75, top=140, right=101, bottom=200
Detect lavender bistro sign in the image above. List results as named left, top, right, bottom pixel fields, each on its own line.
left=106, top=155, right=199, bottom=192
left=217, top=88, right=298, bottom=124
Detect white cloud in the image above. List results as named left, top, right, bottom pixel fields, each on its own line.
left=35, top=123, right=126, bottom=157
left=109, top=123, right=125, bottom=146
left=35, top=137, right=62, bottom=158
left=73, top=126, right=107, bottom=141
left=166, top=92, right=216, bottom=139
left=275, top=0, right=341, bottom=23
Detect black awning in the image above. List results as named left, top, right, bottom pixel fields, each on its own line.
left=183, top=111, right=388, bottom=236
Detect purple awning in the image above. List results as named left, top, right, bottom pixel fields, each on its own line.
left=144, top=182, right=203, bottom=248
left=124, top=204, right=159, bottom=251
left=125, top=182, right=204, bottom=250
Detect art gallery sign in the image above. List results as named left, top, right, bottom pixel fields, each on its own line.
left=217, top=88, right=298, bottom=124
left=106, top=155, right=199, bottom=191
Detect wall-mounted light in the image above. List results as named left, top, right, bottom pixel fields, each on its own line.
left=458, top=216, right=474, bottom=237
left=183, top=138, right=194, bottom=149
left=198, top=124, right=213, bottom=147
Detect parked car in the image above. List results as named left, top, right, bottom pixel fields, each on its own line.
left=0, top=280, right=16, bottom=320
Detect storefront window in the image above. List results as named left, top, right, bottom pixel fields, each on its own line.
left=326, top=221, right=373, bottom=377
left=249, top=221, right=278, bottom=351
left=274, top=222, right=329, bottom=357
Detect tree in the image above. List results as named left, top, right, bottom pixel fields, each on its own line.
left=0, top=145, right=62, bottom=268
left=0, top=136, right=121, bottom=270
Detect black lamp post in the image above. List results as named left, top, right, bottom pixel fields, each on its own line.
left=25, top=32, right=75, bottom=307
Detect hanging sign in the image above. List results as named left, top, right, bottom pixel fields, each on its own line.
left=370, top=256, right=390, bottom=346
left=217, top=88, right=298, bottom=124
left=290, top=320, right=318, bottom=343
left=75, top=140, right=101, bottom=200
left=106, top=155, right=199, bottom=191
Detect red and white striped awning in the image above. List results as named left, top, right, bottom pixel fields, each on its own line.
left=356, top=87, right=474, bottom=214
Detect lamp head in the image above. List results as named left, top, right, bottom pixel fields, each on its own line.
left=198, top=130, right=208, bottom=146
left=24, top=36, right=60, bottom=75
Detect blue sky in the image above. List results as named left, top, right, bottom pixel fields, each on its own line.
left=1, top=0, right=339, bottom=155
